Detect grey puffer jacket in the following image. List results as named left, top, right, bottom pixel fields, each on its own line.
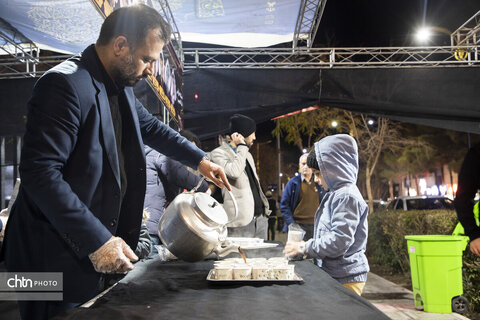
left=143, top=146, right=208, bottom=236
left=304, top=134, right=369, bottom=283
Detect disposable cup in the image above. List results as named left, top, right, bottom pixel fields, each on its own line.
left=287, top=230, right=305, bottom=242
left=214, top=266, right=233, bottom=280
left=252, top=265, right=271, bottom=280
left=233, top=266, right=252, bottom=280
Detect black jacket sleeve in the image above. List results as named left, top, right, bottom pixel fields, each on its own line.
left=454, top=144, right=480, bottom=240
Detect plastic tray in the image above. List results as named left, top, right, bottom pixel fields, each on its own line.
left=206, top=269, right=304, bottom=284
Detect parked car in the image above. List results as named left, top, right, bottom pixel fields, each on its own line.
left=366, top=199, right=390, bottom=211
left=386, top=196, right=455, bottom=211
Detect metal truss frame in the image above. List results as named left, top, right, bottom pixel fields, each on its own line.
left=1, top=4, right=480, bottom=77
left=0, top=18, right=43, bottom=78
left=183, top=45, right=480, bottom=69
left=293, top=0, right=327, bottom=49
left=451, top=9, right=480, bottom=46
left=0, top=55, right=68, bottom=79
left=155, top=0, right=183, bottom=69
left=2, top=45, right=478, bottom=79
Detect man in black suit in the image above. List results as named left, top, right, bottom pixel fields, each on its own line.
left=2, top=5, right=229, bottom=319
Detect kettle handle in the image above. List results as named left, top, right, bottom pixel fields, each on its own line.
left=225, top=189, right=239, bottom=224
left=190, top=177, right=239, bottom=225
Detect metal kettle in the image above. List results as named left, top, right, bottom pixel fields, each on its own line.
left=158, top=179, right=239, bottom=262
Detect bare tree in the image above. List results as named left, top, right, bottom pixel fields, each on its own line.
left=273, top=106, right=347, bottom=151
left=274, top=106, right=430, bottom=213
left=345, top=112, right=431, bottom=212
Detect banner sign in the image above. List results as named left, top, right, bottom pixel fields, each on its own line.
left=90, top=0, right=183, bottom=125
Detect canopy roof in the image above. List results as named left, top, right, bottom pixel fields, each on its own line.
left=0, top=0, right=304, bottom=53
left=0, top=1, right=479, bottom=139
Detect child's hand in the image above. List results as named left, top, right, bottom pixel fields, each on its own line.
left=283, top=240, right=306, bottom=259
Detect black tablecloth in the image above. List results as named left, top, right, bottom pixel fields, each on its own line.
left=57, top=244, right=388, bottom=320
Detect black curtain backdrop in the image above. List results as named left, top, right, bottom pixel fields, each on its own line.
left=0, top=77, right=36, bottom=136
left=1, top=67, right=480, bottom=138
left=319, top=67, right=480, bottom=135
left=0, top=78, right=164, bottom=136
left=182, top=69, right=321, bottom=139
left=182, top=67, right=480, bottom=139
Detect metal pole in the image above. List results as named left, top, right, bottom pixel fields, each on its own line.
left=14, top=136, right=21, bottom=181
left=0, top=137, right=5, bottom=209
left=256, top=143, right=260, bottom=172
left=277, top=128, right=282, bottom=199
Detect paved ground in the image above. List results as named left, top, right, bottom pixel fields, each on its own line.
left=365, top=272, right=469, bottom=320
left=272, top=231, right=470, bottom=319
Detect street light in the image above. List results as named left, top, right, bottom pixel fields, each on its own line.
left=302, top=148, right=307, bottom=154
left=415, top=27, right=431, bottom=43
left=414, top=26, right=452, bottom=44
left=331, top=121, right=338, bottom=128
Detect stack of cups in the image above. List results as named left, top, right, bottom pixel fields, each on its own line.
left=213, top=257, right=295, bottom=280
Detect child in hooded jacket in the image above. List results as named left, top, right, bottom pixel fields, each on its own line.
left=283, top=134, right=369, bottom=295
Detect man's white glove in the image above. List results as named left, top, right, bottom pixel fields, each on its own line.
left=88, top=236, right=138, bottom=274
left=283, top=240, right=306, bottom=259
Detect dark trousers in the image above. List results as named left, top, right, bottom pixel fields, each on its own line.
left=18, top=300, right=80, bottom=320
left=298, top=223, right=314, bottom=241
left=149, top=234, right=161, bottom=256
left=268, top=217, right=276, bottom=241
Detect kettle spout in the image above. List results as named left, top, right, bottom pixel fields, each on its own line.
left=213, top=243, right=240, bottom=257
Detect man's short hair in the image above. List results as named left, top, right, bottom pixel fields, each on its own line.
left=97, top=4, right=172, bottom=49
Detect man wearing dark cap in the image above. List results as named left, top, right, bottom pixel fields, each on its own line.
left=211, top=114, right=270, bottom=239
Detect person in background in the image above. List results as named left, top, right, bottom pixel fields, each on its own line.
left=1, top=5, right=230, bottom=319
left=284, top=134, right=369, bottom=295
left=135, top=210, right=153, bottom=259
left=280, top=153, right=326, bottom=240
left=265, top=191, right=277, bottom=241
left=143, top=130, right=209, bottom=251
left=210, top=114, right=270, bottom=239
left=454, top=142, right=480, bottom=256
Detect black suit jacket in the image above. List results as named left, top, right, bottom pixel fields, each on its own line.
left=2, top=45, right=204, bottom=301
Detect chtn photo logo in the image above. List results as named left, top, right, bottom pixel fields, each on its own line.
left=6, top=274, right=58, bottom=288
left=7, top=275, right=32, bottom=288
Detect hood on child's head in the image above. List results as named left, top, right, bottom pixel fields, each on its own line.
left=313, top=134, right=358, bottom=190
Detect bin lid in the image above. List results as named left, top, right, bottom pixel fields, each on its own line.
left=405, top=235, right=469, bottom=242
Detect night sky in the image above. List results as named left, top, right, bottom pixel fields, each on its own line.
left=315, top=0, right=479, bottom=47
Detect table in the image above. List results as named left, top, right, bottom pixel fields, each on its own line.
left=58, top=244, right=388, bottom=320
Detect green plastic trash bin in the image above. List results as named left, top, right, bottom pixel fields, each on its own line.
left=405, top=235, right=469, bottom=313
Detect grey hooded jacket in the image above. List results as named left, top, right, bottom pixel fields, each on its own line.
left=304, top=134, right=369, bottom=283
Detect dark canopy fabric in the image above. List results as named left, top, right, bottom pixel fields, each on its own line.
left=182, top=69, right=321, bottom=139
left=319, top=67, right=480, bottom=135
left=182, top=67, right=480, bottom=139
left=0, top=77, right=35, bottom=136
left=1, top=67, right=479, bottom=138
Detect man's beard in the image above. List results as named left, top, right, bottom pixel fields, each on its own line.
left=112, top=54, right=145, bottom=87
